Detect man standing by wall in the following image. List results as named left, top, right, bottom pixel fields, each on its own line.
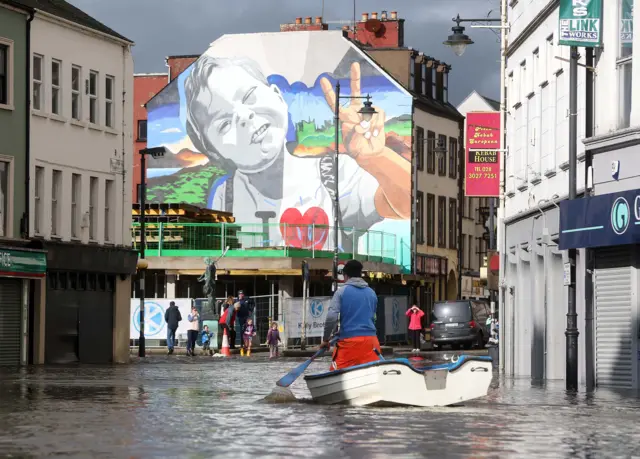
left=321, top=260, right=381, bottom=370
left=164, top=301, right=182, bottom=355
left=235, top=290, right=254, bottom=355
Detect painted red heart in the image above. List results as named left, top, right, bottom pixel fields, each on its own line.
left=279, top=207, right=329, bottom=249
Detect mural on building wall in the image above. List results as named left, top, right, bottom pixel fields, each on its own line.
left=146, top=33, right=412, bottom=270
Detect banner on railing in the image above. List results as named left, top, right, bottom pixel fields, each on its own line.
left=383, top=296, right=408, bottom=336
left=283, top=296, right=332, bottom=339
left=130, top=299, right=192, bottom=340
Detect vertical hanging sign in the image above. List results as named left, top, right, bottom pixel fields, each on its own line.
left=465, top=111, right=501, bottom=197
left=558, top=0, right=603, bottom=47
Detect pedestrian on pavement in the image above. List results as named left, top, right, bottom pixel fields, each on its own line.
left=406, top=304, right=425, bottom=353
left=241, top=318, right=257, bottom=356
left=186, top=306, right=200, bottom=356
left=267, top=322, right=282, bottom=359
left=321, top=259, right=381, bottom=370
left=217, top=296, right=235, bottom=350
left=235, top=290, right=254, bottom=353
left=201, top=324, right=214, bottom=356
left=164, top=301, right=182, bottom=355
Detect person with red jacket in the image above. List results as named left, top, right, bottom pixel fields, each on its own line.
left=406, top=304, right=425, bottom=353
left=218, top=296, right=238, bottom=350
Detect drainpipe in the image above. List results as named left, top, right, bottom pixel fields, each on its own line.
left=23, top=10, right=35, bottom=238
left=457, top=117, right=463, bottom=299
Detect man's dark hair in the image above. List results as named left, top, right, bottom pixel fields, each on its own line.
left=343, top=260, right=363, bottom=278
left=170, top=301, right=175, bottom=307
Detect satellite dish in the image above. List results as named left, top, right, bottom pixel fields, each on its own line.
left=364, top=18, right=384, bottom=35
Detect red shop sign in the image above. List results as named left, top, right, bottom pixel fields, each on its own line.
left=465, top=111, right=501, bottom=197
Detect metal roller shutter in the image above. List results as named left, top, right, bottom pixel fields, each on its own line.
left=0, top=278, right=23, bottom=366
left=594, top=246, right=634, bottom=388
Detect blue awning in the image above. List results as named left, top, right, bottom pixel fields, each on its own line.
left=559, top=189, right=640, bottom=250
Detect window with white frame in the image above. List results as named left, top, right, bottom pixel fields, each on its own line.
left=51, top=169, right=61, bottom=236
left=89, top=176, right=98, bottom=239
left=32, top=54, right=43, bottom=111
left=532, top=48, right=540, bottom=87
left=0, top=160, right=10, bottom=237
left=618, top=0, right=633, bottom=129
left=545, top=35, right=555, bottom=80
left=105, top=179, right=114, bottom=242
left=34, top=166, right=44, bottom=234
left=71, top=65, right=81, bottom=120
left=89, top=70, right=98, bottom=124
left=71, top=173, right=81, bottom=238
left=105, top=75, right=114, bottom=128
left=51, top=59, right=61, bottom=115
left=0, top=39, right=12, bottom=107
left=555, top=70, right=569, bottom=165
left=520, top=60, right=528, bottom=99
left=540, top=82, right=554, bottom=173
left=507, top=71, right=514, bottom=106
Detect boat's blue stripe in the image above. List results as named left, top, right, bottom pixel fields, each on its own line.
left=304, top=354, right=492, bottom=380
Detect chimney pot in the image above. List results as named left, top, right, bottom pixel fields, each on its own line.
left=295, top=17, right=302, bottom=24
left=371, top=12, right=378, bottom=19
left=304, top=17, right=312, bottom=24
left=381, top=10, right=388, bottom=20
left=361, top=13, right=369, bottom=21
left=390, top=11, right=398, bottom=19
left=315, top=16, right=323, bottom=24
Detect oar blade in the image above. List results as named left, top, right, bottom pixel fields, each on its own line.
left=276, top=349, right=325, bottom=387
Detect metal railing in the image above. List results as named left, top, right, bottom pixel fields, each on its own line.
left=131, top=222, right=398, bottom=264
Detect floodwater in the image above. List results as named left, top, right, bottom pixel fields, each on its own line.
left=0, top=355, right=639, bottom=459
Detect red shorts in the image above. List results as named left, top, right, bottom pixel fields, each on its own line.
left=331, top=336, right=381, bottom=370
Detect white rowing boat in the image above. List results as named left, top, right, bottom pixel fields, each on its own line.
left=304, top=355, right=493, bottom=407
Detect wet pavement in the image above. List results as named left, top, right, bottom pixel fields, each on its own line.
left=1, top=354, right=640, bottom=458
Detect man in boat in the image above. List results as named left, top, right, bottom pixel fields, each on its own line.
left=321, top=259, right=381, bottom=370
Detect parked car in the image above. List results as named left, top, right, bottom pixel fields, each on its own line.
left=429, top=300, right=490, bottom=350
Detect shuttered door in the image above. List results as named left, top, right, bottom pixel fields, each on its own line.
left=594, top=247, right=634, bottom=388
left=0, top=278, right=23, bottom=366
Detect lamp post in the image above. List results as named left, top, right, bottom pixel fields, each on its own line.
left=332, top=83, right=376, bottom=292
left=137, top=146, right=166, bottom=357
left=444, top=2, right=508, bottom=371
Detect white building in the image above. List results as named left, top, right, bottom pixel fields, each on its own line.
left=25, top=0, right=137, bottom=364
left=503, top=0, right=638, bottom=386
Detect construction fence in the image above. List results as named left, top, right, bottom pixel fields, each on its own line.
left=129, top=294, right=409, bottom=350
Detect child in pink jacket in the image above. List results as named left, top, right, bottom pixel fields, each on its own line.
left=406, top=305, right=425, bottom=352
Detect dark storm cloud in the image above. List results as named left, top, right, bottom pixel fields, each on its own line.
left=68, top=0, right=501, bottom=105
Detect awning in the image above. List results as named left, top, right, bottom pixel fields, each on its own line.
left=560, top=189, right=640, bottom=250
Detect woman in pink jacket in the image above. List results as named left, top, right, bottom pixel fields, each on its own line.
left=406, top=305, right=425, bottom=352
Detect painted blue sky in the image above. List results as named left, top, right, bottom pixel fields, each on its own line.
left=148, top=64, right=411, bottom=150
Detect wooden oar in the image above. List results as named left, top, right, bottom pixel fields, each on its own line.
left=276, top=348, right=326, bottom=387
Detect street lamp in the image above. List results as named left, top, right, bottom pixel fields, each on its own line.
left=137, top=146, right=166, bottom=357
left=443, top=2, right=508, bottom=370
left=443, top=15, right=475, bottom=57
left=332, top=84, right=377, bottom=292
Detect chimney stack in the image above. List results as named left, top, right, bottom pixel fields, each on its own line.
left=348, top=10, right=404, bottom=48
left=281, top=16, right=328, bottom=32
left=371, top=12, right=378, bottom=19
left=361, top=13, right=369, bottom=21
left=391, top=11, right=398, bottom=19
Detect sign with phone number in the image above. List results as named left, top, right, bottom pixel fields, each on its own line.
left=465, top=112, right=501, bottom=197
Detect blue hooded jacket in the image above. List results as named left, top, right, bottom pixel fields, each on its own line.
left=322, top=277, right=377, bottom=341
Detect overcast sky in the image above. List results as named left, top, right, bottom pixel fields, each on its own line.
left=69, top=0, right=501, bottom=106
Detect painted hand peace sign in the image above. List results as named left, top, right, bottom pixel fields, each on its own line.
left=320, top=62, right=386, bottom=159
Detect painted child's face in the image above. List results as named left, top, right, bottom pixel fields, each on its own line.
left=203, top=65, right=288, bottom=172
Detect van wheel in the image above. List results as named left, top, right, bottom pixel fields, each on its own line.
left=475, top=333, right=484, bottom=349
left=463, top=342, right=472, bottom=350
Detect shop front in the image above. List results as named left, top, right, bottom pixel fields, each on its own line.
left=560, top=188, right=640, bottom=389
left=0, top=246, right=47, bottom=366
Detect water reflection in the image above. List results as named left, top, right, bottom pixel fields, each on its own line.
left=0, top=357, right=639, bottom=458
